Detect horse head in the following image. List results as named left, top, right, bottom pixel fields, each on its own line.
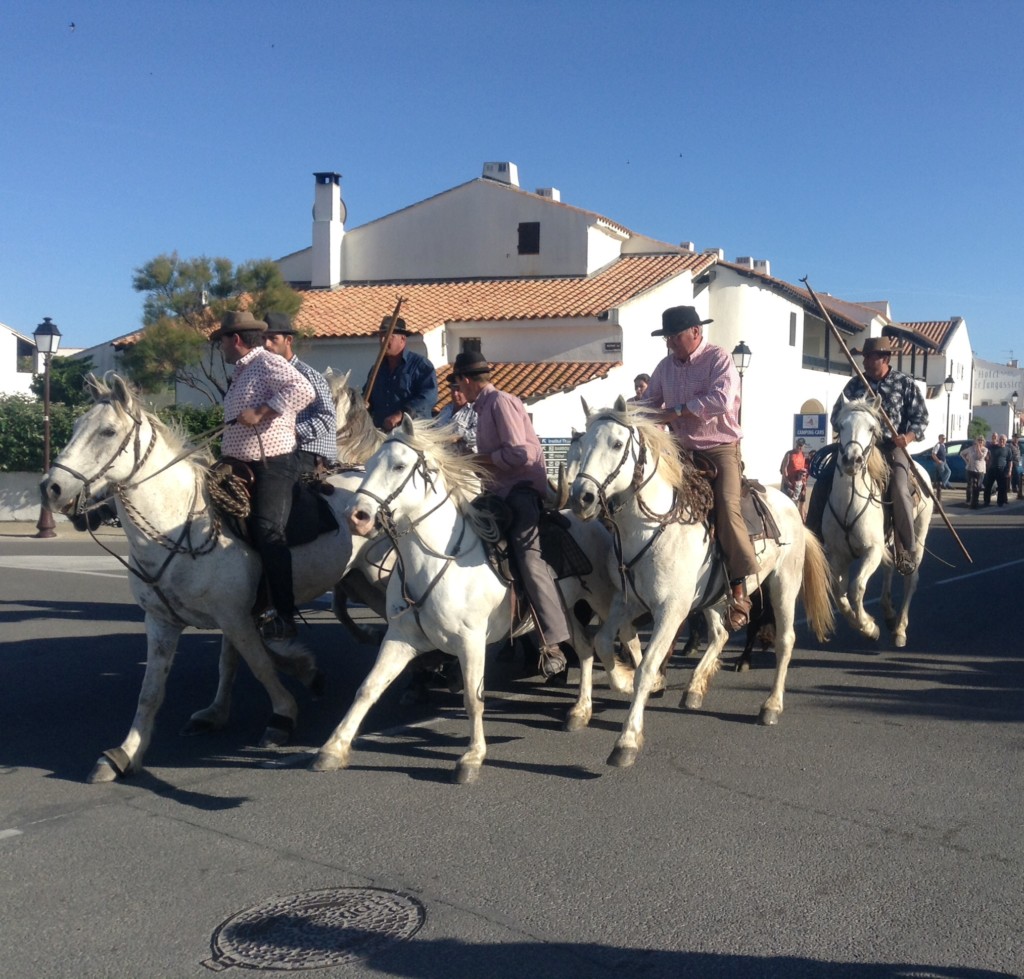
left=568, top=408, right=637, bottom=520
left=346, top=415, right=476, bottom=538
left=40, top=372, right=148, bottom=519
left=836, top=398, right=882, bottom=476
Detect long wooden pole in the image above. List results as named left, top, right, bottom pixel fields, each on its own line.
left=364, top=296, right=405, bottom=408
left=801, top=276, right=972, bottom=564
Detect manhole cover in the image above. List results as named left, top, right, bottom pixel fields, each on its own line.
left=203, top=886, right=426, bottom=972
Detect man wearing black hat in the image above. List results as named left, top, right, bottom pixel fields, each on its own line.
left=641, top=305, right=757, bottom=630
left=264, top=312, right=338, bottom=474
left=363, top=317, right=438, bottom=432
left=452, top=349, right=573, bottom=679
left=806, top=335, right=928, bottom=574
left=214, top=310, right=315, bottom=639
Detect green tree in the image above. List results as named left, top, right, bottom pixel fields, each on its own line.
left=121, top=253, right=301, bottom=404
left=968, top=417, right=990, bottom=439
left=29, top=354, right=96, bottom=407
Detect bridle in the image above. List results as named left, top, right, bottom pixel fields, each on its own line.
left=574, top=417, right=696, bottom=603
left=830, top=407, right=886, bottom=538
left=51, top=401, right=155, bottom=516
left=353, top=438, right=471, bottom=629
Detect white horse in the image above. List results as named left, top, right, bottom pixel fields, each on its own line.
left=40, top=373, right=369, bottom=783
left=569, top=397, right=834, bottom=768
left=824, top=396, right=933, bottom=648
left=312, top=416, right=640, bottom=783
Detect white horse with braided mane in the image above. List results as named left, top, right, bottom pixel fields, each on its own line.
left=39, top=372, right=371, bottom=783
left=824, top=396, right=933, bottom=648
left=569, top=397, right=834, bottom=768
left=314, top=415, right=642, bottom=783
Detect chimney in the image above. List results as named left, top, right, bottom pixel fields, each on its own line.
left=482, top=161, right=520, bottom=187
left=312, top=171, right=344, bottom=288
left=535, top=187, right=561, bottom=201
left=679, top=241, right=696, bottom=252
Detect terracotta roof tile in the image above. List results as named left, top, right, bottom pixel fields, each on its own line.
left=893, top=319, right=959, bottom=355
left=434, top=361, right=620, bottom=413
left=295, top=253, right=715, bottom=337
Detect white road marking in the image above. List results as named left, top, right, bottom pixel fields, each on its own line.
left=0, top=555, right=127, bottom=578
left=0, top=828, right=24, bottom=841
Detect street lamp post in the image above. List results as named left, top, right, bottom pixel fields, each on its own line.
left=943, top=373, right=954, bottom=440
left=731, top=340, right=752, bottom=424
left=1012, top=391, right=1019, bottom=436
left=33, top=317, right=62, bottom=539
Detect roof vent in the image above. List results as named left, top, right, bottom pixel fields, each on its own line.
left=703, top=247, right=725, bottom=260
left=679, top=241, right=696, bottom=252
left=535, top=187, right=560, bottom=201
left=753, top=259, right=771, bottom=276
left=734, top=256, right=756, bottom=269
left=482, top=161, right=520, bottom=187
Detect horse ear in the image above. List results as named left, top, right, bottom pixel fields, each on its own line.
left=556, top=463, right=569, bottom=509
left=341, top=368, right=351, bottom=387
left=83, top=372, right=104, bottom=403
left=109, top=373, right=135, bottom=410
left=581, top=396, right=591, bottom=418
left=614, top=394, right=627, bottom=412
left=400, top=413, right=415, bottom=437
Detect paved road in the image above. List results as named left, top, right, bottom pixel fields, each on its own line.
left=0, top=506, right=1021, bottom=978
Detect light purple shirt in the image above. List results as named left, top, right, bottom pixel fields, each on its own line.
left=472, top=383, right=548, bottom=497
left=642, top=338, right=743, bottom=450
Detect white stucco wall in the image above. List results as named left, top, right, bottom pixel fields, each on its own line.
left=343, top=181, right=594, bottom=282
left=0, top=325, right=36, bottom=396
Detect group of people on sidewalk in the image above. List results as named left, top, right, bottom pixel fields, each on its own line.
left=959, top=432, right=1021, bottom=508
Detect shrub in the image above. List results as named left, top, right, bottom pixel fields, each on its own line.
left=0, top=396, right=225, bottom=472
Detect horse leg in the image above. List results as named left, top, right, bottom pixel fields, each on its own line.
left=88, top=615, right=182, bottom=783
left=224, top=619, right=302, bottom=748
left=452, top=638, right=487, bottom=784
left=609, top=614, right=683, bottom=768
left=564, top=618, right=598, bottom=733
left=683, top=610, right=729, bottom=711
left=312, top=637, right=419, bottom=772
left=848, top=549, right=883, bottom=641
left=759, top=577, right=798, bottom=725
left=181, top=637, right=238, bottom=736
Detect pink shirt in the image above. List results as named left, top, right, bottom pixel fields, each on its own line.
left=643, top=338, right=743, bottom=450
left=472, top=383, right=548, bottom=497
left=222, top=347, right=315, bottom=461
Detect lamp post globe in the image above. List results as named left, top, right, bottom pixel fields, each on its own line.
left=731, top=341, right=752, bottom=424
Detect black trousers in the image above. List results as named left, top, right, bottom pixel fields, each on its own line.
left=251, top=452, right=301, bottom=617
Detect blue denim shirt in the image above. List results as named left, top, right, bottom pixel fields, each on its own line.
left=364, top=350, right=439, bottom=428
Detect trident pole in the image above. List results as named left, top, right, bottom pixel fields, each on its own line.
left=801, top=276, right=972, bottom=565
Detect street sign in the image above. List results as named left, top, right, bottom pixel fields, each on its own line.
left=795, top=413, right=827, bottom=453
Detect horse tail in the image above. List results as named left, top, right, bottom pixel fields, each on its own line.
left=800, top=529, right=835, bottom=642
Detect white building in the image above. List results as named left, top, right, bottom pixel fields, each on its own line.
left=0, top=321, right=38, bottom=396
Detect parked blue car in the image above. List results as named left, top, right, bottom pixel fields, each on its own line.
left=911, top=439, right=971, bottom=486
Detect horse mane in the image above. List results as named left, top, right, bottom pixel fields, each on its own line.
left=587, top=402, right=714, bottom=521
left=837, top=397, right=890, bottom=488
left=327, top=368, right=384, bottom=465
left=89, top=372, right=213, bottom=472
left=387, top=420, right=488, bottom=511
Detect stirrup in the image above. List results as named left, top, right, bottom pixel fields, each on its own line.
left=260, top=610, right=298, bottom=640
left=538, top=643, right=567, bottom=678
left=726, top=595, right=752, bottom=632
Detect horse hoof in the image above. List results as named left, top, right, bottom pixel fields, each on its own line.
left=259, top=726, right=292, bottom=748
left=180, top=717, right=219, bottom=737
left=607, top=745, right=638, bottom=768
left=759, top=708, right=781, bottom=726
left=453, top=762, right=481, bottom=784
left=87, top=758, right=121, bottom=783
left=735, top=659, right=751, bottom=673
left=310, top=750, right=347, bottom=772
left=563, top=713, right=589, bottom=733
left=683, top=692, right=703, bottom=711
left=893, top=635, right=907, bottom=649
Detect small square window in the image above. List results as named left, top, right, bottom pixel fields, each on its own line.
left=518, top=222, right=540, bottom=255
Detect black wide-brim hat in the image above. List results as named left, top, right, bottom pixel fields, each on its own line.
left=651, top=305, right=714, bottom=337
left=378, top=315, right=412, bottom=336
left=452, top=350, right=491, bottom=376
left=210, top=310, right=267, bottom=341
left=265, top=311, right=297, bottom=335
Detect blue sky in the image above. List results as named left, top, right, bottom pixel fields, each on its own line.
left=2, top=1, right=1021, bottom=361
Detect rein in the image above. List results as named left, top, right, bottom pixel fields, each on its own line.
left=354, top=444, right=472, bottom=630
left=578, top=420, right=697, bottom=607
left=830, top=415, right=887, bottom=550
